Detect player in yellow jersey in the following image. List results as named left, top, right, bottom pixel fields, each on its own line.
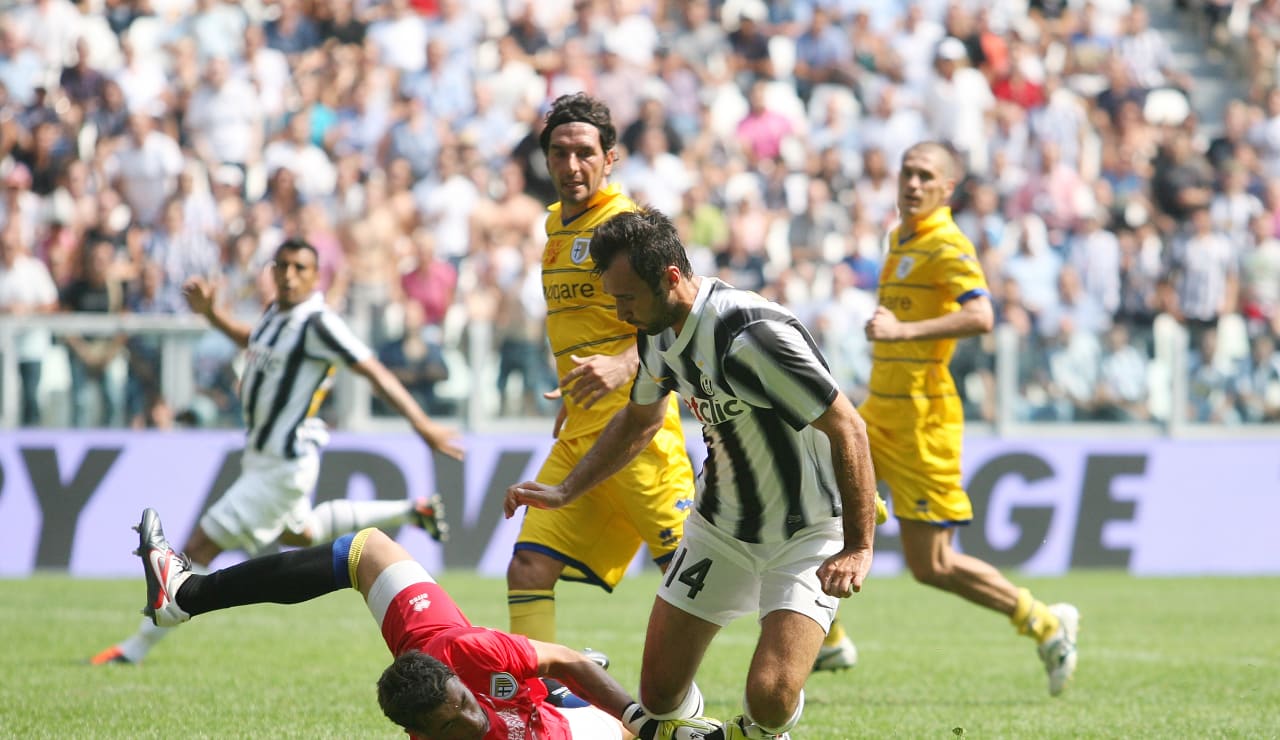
left=826, top=141, right=1079, bottom=695
left=506, top=94, right=695, bottom=646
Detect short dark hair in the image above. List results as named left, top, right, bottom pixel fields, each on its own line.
left=376, top=651, right=455, bottom=732
left=539, top=93, right=617, bottom=154
left=590, top=206, right=692, bottom=293
left=272, top=238, right=319, bottom=265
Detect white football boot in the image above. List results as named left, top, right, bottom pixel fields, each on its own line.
left=811, top=634, right=858, bottom=672
left=135, top=508, right=194, bottom=628
left=1037, top=603, right=1080, bottom=696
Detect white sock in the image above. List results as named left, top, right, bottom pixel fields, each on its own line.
left=117, top=618, right=170, bottom=662
left=744, top=689, right=803, bottom=737
left=643, top=681, right=704, bottom=720
left=306, top=500, right=415, bottom=543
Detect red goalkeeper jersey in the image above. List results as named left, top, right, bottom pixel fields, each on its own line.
left=381, top=581, right=572, bottom=739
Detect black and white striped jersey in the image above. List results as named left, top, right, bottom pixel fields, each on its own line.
left=631, top=278, right=842, bottom=544
left=238, top=292, right=372, bottom=459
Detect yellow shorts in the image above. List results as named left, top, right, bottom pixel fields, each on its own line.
left=515, top=428, right=695, bottom=591
left=865, top=418, right=973, bottom=525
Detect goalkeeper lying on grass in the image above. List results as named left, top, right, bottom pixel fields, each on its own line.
left=131, top=508, right=721, bottom=740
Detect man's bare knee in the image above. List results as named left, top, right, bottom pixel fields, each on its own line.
left=506, top=549, right=563, bottom=590
left=638, top=677, right=685, bottom=715
left=744, top=682, right=800, bottom=730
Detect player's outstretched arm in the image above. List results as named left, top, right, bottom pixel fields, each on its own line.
left=351, top=357, right=464, bottom=460
left=183, top=276, right=254, bottom=348
left=532, top=640, right=634, bottom=720
left=810, top=393, right=877, bottom=598
left=504, top=398, right=665, bottom=517
left=531, top=641, right=722, bottom=740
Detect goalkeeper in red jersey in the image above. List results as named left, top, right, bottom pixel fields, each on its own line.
left=131, top=508, right=720, bottom=739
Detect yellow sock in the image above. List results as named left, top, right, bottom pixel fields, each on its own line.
left=508, top=589, right=556, bottom=642
left=823, top=618, right=848, bottom=647
left=1010, top=587, right=1060, bottom=644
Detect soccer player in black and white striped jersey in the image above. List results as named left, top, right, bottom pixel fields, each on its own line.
left=504, top=207, right=879, bottom=740
left=91, top=238, right=462, bottom=666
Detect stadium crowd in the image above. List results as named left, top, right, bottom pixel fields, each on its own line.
left=1, top=0, right=1279, bottom=430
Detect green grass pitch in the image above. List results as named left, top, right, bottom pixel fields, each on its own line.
left=1, top=571, right=1275, bottom=738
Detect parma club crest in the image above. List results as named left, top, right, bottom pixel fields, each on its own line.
left=570, top=237, right=591, bottom=264
left=895, top=256, right=915, bottom=279
left=490, top=672, right=519, bottom=700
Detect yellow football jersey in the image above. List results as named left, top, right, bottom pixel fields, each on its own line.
left=861, top=207, right=988, bottom=428
left=543, top=183, right=682, bottom=440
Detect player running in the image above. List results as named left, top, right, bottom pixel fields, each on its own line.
left=860, top=141, right=1079, bottom=695
left=92, top=238, right=461, bottom=666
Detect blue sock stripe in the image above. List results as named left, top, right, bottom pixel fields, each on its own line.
left=332, top=533, right=355, bottom=589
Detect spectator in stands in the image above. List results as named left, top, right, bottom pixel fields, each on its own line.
left=726, top=2, right=774, bottom=90
left=0, top=0, right=1266, bottom=434
left=1045, top=315, right=1102, bottom=421
left=1211, top=160, right=1265, bottom=246
left=735, top=80, right=795, bottom=164
left=1068, top=208, right=1122, bottom=319
left=0, top=220, right=59, bottom=424
left=1116, top=5, right=1190, bottom=91
left=1236, top=332, right=1280, bottom=423
left=60, top=38, right=106, bottom=109
left=493, top=239, right=556, bottom=417
left=60, top=237, right=127, bottom=427
left=265, top=0, right=321, bottom=57
left=401, top=227, right=457, bottom=332
left=1187, top=327, right=1241, bottom=423
left=788, top=177, right=848, bottom=266
left=185, top=55, right=263, bottom=176
left=1115, top=222, right=1165, bottom=351
left=1092, top=323, right=1151, bottom=421
left=377, top=297, right=451, bottom=417
left=1168, top=205, right=1238, bottom=340
left=110, top=111, right=185, bottom=227
left=617, top=126, right=690, bottom=217
left=1240, top=213, right=1280, bottom=335
left=924, top=37, right=996, bottom=175
left=264, top=110, right=336, bottom=202
left=1207, top=99, right=1251, bottom=169
left=854, top=146, right=899, bottom=229
left=1152, top=128, right=1215, bottom=222
left=793, top=7, right=857, bottom=102
left=1004, top=214, right=1063, bottom=324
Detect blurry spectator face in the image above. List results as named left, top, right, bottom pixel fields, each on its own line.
left=86, top=240, right=115, bottom=282
left=127, top=112, right=153, bottom=141
left=897, top=145, right=956, bottom=224
left=545, top=122, right=614, bottom=218
left=205, top=56, right=229, bottom=88
left=0, top=230, right=21, bottom=267
left=864, top=148, right=887, bottom=179
left=1190, top=207, right=1212, bottom=234
left=270, top=244, right=319, bottom=308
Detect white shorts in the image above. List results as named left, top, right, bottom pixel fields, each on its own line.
left=562, top=705, right=623, bottom=740
left=656, top=512, right=842, bottom=630
left=200, top=450, right=319, bottom=554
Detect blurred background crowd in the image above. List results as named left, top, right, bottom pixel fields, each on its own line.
left=0, top=0, right=1278, bottom=431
